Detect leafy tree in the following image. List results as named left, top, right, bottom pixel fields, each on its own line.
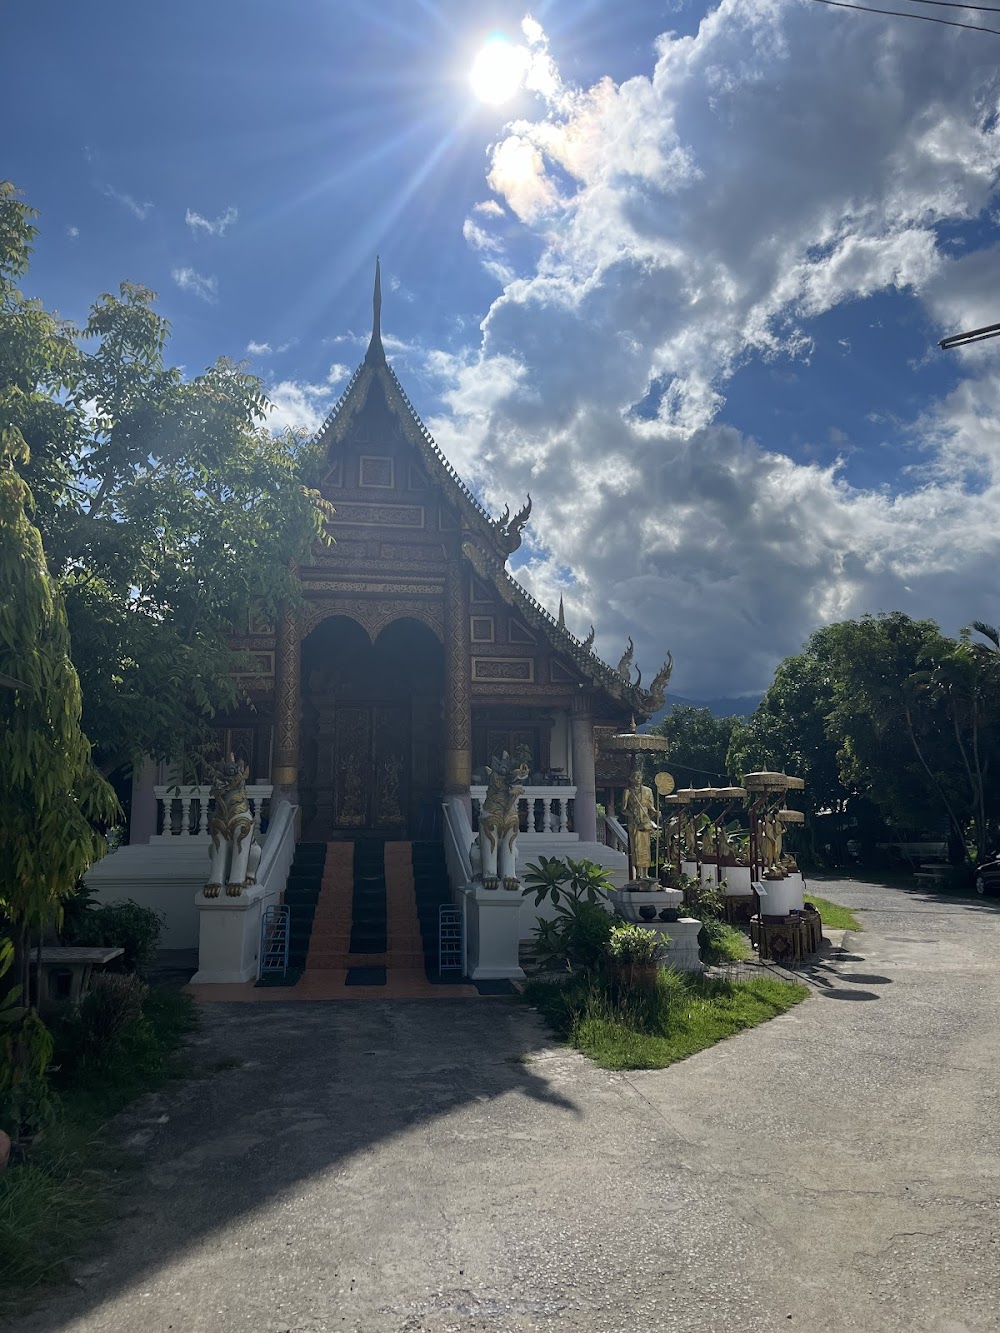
left=729, top=613, right=1000, bottom=866
left=1, top=181, right=332, bottom=780
left=650, top=705, right=739, bottom=786
left=727, top=650, right=847, bottom=818
left=0, top=424, right=117, bottom=1001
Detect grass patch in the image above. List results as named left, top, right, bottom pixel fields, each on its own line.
left=697, top=918, right=752, bottom=964
left=803, top=894, right=863, bottom=931
left=524, top=968, right=808, bottom=1071
left=0, top=988, right=196, bottom=1308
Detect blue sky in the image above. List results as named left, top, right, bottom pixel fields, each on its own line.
left=5, top=0, right=1000, bottom=698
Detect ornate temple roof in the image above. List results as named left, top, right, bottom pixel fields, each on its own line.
left=313, top=263, right=671, bottom=720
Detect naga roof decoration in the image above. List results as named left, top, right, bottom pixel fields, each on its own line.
left=314, top=264, right=673, bottom=720
left=461, top=538, right=672, bottom=719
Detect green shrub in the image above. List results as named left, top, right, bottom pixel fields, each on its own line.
left=0, top=1010, right=56, bottom=1142
left=531, top=900, right=613, bottom=973
left=69, top=899, right=164, bottom=971
left=684, top=878, right=725, bottom=920
left=605, top=921, right=663, bottom=964
left=53, top=974, right=149, bottom=1081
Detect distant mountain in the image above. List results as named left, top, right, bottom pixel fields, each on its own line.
left=647, top=692, right=762, bottom=726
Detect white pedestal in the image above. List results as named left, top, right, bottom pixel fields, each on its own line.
left=191, top=883, right=276, bottom=984
left=608, top=886, right=683, bottom=922
left=464, top=885, right=525, bottom=981
left=642, top=917, right=704, bottom=972
left=721, top=865, right=753, bottom=896
left=756, top=874, right=804, bottom=917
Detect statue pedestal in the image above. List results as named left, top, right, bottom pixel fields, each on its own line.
left=463, top=884, right=525, bottom=981
left=633, top=918, right=704, bottom=972
left=191, top=884, right=275, bottom=984
left=608, top=886, right=683, bottom=923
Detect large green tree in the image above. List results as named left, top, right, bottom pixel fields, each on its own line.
left=1, top=182, right=332, bottom=781
left=729, top=613, right=1000, bottom=864
left=0, top=429, right=118, bottom=996
left=650, top=705, right=739, bottom=787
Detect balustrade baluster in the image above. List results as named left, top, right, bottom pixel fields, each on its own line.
left=180, top=795, right=192, bottom=837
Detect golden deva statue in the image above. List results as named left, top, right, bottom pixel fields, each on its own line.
left=621, top=767, right=658, bottom=880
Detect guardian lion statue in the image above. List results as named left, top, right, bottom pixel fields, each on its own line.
left=204, top=757, right=262, bottom=898
left=477, top=751, right=529, bottom=890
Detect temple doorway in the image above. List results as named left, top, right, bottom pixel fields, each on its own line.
left=299, top=615, right=444, bottom=839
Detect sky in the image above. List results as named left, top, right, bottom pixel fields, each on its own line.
left=5, top=0, right=1000, bottom=704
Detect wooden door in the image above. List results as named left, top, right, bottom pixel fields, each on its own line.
left=332, top=703, right=409, bottom=831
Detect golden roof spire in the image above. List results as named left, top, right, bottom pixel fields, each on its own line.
left=365, top=255, right=385, bottom=365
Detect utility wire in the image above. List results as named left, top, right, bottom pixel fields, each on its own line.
left=906, top=0, right=1000, bottom=12
left=808, top=0, right=1000, bottom=35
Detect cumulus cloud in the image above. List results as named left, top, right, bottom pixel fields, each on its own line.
left=265, top=365, right=350, bottom=434
left=171, top=266, right=218, bottom=303
left=185, top=206, right=238, bottom=237
left=104, top=185, right=153, bottom=220
left=66, top=225, right=79, bottom=240
left=438, top=2, right=1000, bottom=697
left=247, top=341, right=272, bottom=355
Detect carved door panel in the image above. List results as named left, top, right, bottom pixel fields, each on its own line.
left=332, top=703, right=410, bottom=831
left=372, top=705, right=409, bottom=830
left=333, top=706, right=370, bottom=828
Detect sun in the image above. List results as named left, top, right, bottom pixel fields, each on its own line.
left=470, top=36, right=527, bottom=105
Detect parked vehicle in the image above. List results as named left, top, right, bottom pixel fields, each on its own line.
left=975, top=860, right=1000, bottom=897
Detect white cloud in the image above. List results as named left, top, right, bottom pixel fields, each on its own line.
left=185, top=206, right=238, bottom=237
left=247, top=341, right=272, bottom=356
left=436, top=4, right=1000, bottom=697
left=66, top=225, right=79, bottom=240
left=171, top=266, right=218, bottom=303
left=473, top=199, right=505, bottom=217
left=265, top=364, right=351, bottom=434
left=104, top=185, right=153, bottom=220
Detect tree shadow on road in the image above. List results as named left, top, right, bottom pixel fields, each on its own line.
left=6, top=998, right=579, bottom=1331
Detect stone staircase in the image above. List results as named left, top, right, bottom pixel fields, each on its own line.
left=274, top=839, right=481, bottom=997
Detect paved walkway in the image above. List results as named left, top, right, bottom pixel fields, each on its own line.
left=9, top=877, right=1000, bottom=1332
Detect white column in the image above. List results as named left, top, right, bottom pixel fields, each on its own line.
left=571, top=698, right=597, bottom=842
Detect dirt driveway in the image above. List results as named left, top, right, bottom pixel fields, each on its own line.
left=9, top=876, right=1000, bottom=1332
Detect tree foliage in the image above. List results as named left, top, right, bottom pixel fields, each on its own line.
left=650, top=705, right=739, bottom=786
left=728, top=612, right=1000, bottom=863
left=0, top=417, right=117, bottom=994
left=1, top=181, right=333, bottom=778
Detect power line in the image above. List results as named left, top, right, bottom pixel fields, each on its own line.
left=906, top=0, right=1000, bottom=12
left=808, top=0, right=1000, bottom=36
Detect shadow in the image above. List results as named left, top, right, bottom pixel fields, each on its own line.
left=9, top=996, right=580, bottom=1330
left=835, top=972, right=893, bottom=986
left=815, top=989, right=880, bottom=1002
left=812, top=873, right=1000, bottom=917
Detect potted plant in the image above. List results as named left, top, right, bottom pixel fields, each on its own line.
left=604, top=922, right=664, bottom=991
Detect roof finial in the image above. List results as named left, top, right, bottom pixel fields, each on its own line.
left=557, top=594, right=565, bottom=629
left=366, top=255, right=385, bottom=365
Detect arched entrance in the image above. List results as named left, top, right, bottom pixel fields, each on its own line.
left=299, top=615, right=444, bottom=839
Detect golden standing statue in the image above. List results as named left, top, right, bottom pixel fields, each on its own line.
left=621, top=767, right=658, bottom=880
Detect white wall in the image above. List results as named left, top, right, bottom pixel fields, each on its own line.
left=85, top=843, right=207, bottom=950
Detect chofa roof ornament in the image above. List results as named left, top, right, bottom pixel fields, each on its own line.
left=496, top=495, right=532, bottom=556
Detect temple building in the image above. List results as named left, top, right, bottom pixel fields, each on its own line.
left=214, top=263, right=671, bottom=841
left=91, top=266, right=673, bottom=985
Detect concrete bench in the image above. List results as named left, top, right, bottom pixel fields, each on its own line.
left=33, top=946, right=125, bottom=1012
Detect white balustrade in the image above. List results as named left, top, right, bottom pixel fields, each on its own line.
left=598, top=811, right=629, bottom=856
left=151, top=784, right=273, bottom=843
left=470, top=784, right=577, bottom=840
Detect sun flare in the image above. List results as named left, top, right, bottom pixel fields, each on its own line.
left=470, top=37, right=527, bottom=105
